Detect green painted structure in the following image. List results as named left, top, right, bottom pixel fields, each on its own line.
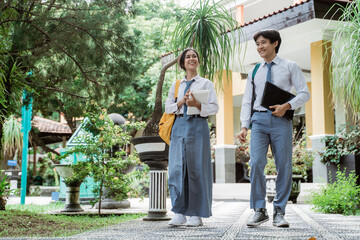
left=20, top=87, right=33, bottom=205
left=59, top=118, right=97, bottom=201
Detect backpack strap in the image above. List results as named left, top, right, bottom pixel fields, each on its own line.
left=252, top=63, right=261, bottom=82
left=174, top=79, right=181, bottom=101
left=250, top=63, right=261, bottom=118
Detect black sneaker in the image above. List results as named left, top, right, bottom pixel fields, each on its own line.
left=246, top=208, right=269, bottom=227
left=273, top=208, right=289, bottom=228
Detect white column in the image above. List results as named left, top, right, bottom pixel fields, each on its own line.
left=213, top=144, right=237, bottom=183
left=143, top=170, right=170, bottom=221
left=309, top=134, right=333, bottom=183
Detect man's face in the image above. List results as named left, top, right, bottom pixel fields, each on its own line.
left=255, top=35, right=278, bottom=60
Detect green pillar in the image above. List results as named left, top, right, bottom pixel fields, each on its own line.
left=20, top=73, right=33, bottom=204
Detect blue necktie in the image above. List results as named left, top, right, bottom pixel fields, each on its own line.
left=266, top=62, right=274, bottom=82
left=183, top=80, right=195, bottom=120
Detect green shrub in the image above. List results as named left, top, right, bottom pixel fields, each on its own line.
left=0, top=170, right=19, bottom=210
left=307, top=169, right=360, bottom=215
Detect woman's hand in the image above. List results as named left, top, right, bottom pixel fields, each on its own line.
left=177, top=89, right=190, bottom=108
left=187, top=92, right=201, bottom=110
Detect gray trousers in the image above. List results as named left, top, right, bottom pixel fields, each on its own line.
left=249, top=111, right=293, bottom=213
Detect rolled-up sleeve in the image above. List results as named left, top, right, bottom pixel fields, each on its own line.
left=200, top=81, right=219, bottom=117
left=288, top=63, right=310, bottom=110
left=165, top=82, right=178, bottom=114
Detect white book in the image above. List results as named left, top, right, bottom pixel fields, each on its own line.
left=187, top=90, right=209, bottom=115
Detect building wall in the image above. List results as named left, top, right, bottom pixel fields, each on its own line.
left=225, top=0, right=295, bottom=24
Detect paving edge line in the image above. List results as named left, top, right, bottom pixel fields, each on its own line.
left=220, top=207, right=252, bottom=240
left=290, top=205, right=342, bottom=240
left=72, top=217, right=166, bottom=240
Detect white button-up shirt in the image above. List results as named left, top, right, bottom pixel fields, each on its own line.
left=165, top=75, right=219, bottom=117
left=240, top=56, right=310, bottom=129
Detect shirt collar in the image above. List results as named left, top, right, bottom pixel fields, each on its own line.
left=181, top=74, right=201, bottom=83
left=261, top=55, right=280, bottom=67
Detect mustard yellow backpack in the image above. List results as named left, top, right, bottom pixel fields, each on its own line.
left=159, top=80, right=181, bottom=145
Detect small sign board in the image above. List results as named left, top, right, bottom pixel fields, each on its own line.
left=7, top=160, right=17, bottom=167
left=51, top=192, right=60, bottom=201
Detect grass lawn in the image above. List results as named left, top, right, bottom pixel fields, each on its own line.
left=0, top=202, right=144, bottom=238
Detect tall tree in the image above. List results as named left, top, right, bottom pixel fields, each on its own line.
left=108, top=0, right=181, bottom=121
left=0, top=0, right=140, bottom=162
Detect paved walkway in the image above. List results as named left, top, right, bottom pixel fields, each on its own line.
left=6, top=183, right=360, bottom=239
left=71, top=201, right=360, bottom=240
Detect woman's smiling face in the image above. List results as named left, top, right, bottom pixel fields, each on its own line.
left=184, top=50, right=199, bottom=71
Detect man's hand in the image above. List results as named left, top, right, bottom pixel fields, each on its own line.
left=269, top=103, right=291, bottom=117
left=236, top=127, right=248, bottom=144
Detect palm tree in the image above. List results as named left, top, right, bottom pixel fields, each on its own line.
left=2, top=115, right=23, bottom=169
left=328, top=0, right=360, bottom=120
left=142, top=0, right=242, bottom=136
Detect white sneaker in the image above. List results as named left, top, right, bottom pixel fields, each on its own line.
left=185, top=216, right=203, bottom=227
left=168, top=213, right=187, bottom=226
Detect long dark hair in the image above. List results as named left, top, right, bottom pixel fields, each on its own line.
left=178, top=48, right=200, bottom=71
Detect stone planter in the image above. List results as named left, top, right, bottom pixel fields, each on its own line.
left=54, top=164, right=87, bottom=212
left=326, top=154, right=360, bottom=185
left=95, top=187, right=131, bottom=209
left=94, top=160, right=135, bottom=210
left=131, top=136, right=170, bottom=221
left=266, top=175, right=302, bottom=203
left=96, top=199, right=130, bottom=209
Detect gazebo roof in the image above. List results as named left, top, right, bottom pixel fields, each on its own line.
left=32, top=116, right=72, bottom=145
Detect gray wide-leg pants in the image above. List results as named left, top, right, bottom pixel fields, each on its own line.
left=168, top=116, right=212, bottom=218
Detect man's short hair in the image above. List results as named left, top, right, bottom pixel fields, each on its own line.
left=253, top=29, right=282, bottom=53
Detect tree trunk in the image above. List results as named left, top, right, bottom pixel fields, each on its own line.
left=142, top=56, right=180, bottom=136
left=0, top=197, right=6, bottom=211
left=33, top=143, right=37, bottom=176
left=58, top=101, right=77, bottom=133
left=0, top=121, right=7, bottom=171
left=142, top=37, right=195, bottom=137
left=98, top=178, right=103, bottom=216
left=63, top=113, right=76, bottom=133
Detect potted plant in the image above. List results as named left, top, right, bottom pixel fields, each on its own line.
left=0, top=170, right=19, bottom=210
left=328, top=0, right=360, bottom=120
left=55, top=104, right=144, bottom=215
left=319, top=124, right=360, bottom=185
left=265, top=130, right=314, bottom=203
left=326, top=1, right=360, bottom=184
left=53, top=162, right=91, bottom=212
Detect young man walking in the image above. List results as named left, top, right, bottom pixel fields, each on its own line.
left=237, top=29, right=310, bottom=227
